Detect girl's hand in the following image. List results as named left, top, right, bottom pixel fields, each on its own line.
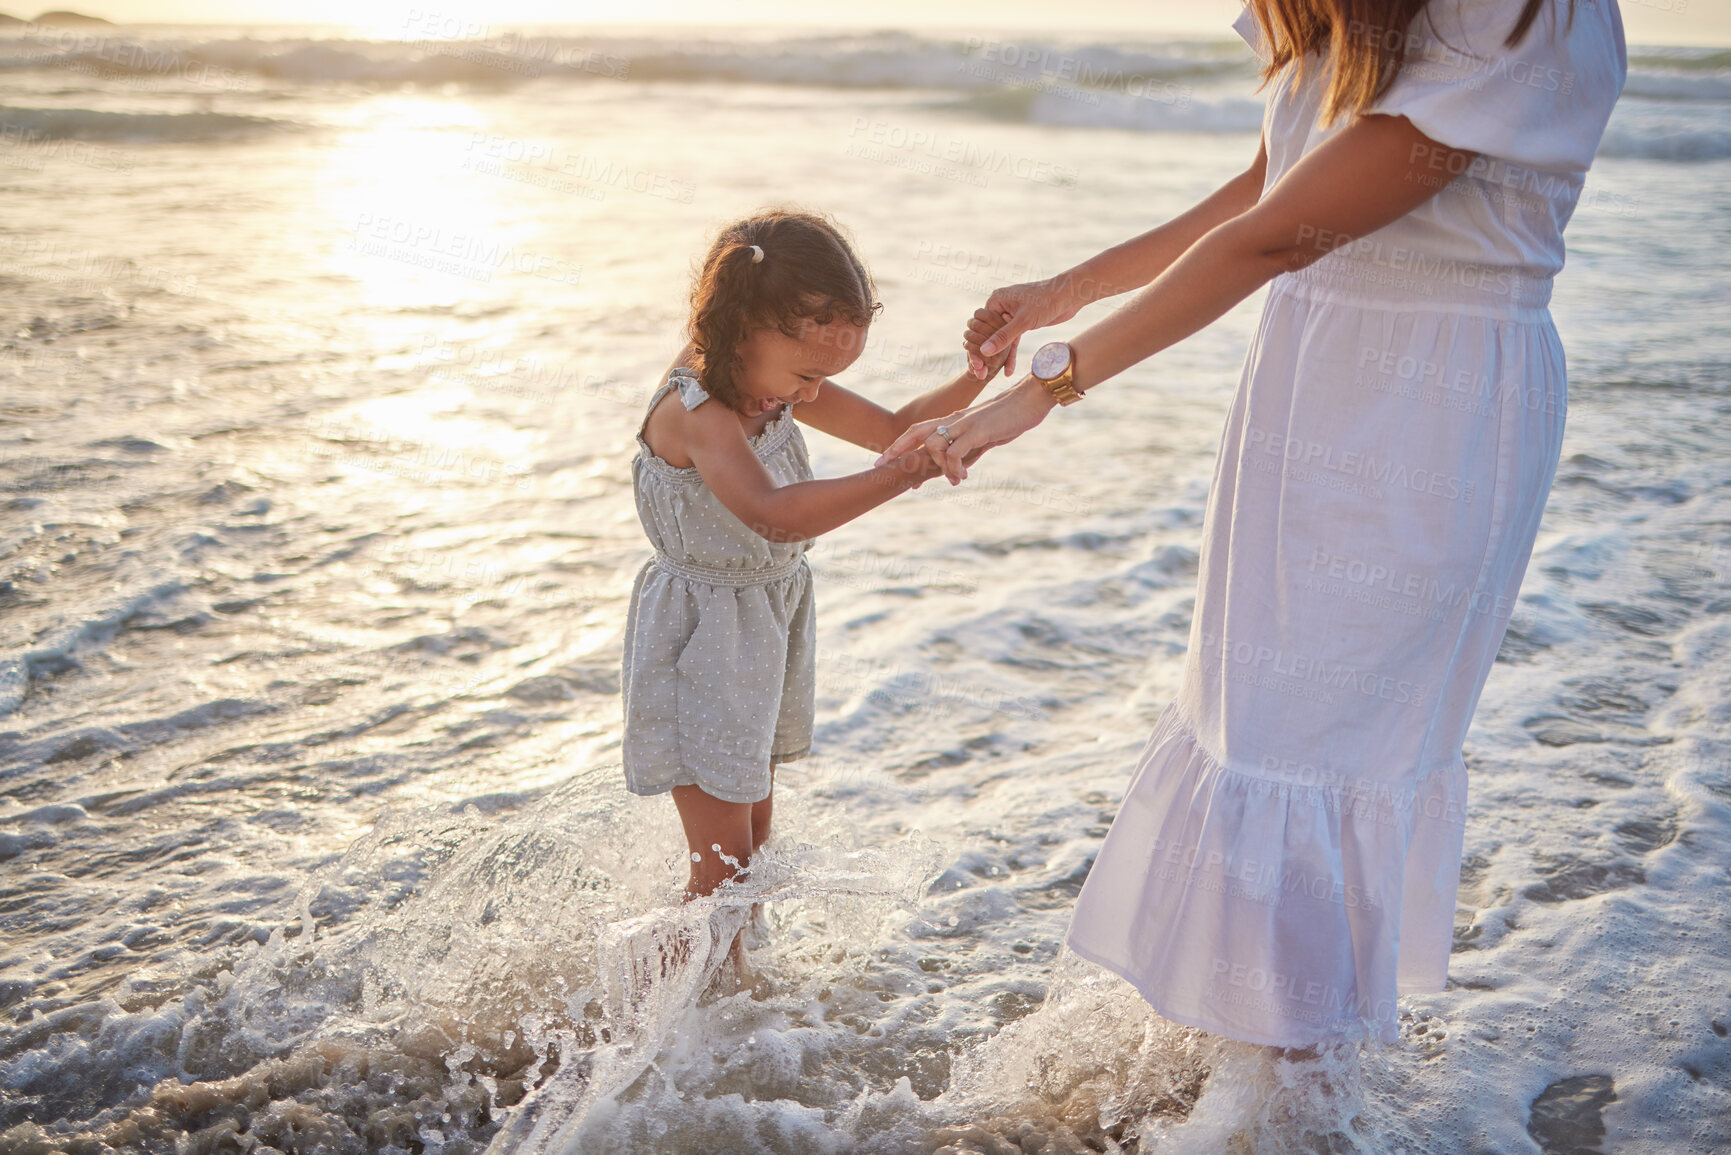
left=964, top=278, right=1083, bottom=380
left=880, top=445, right=945, bottom=488
left=876, top=378, right=1055, bottom=485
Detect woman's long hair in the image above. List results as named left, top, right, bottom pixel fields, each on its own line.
left=1246, top=0, right=1571, bottom=125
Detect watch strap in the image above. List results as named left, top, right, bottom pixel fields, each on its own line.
left=1044, top=373, right=1083, bottom=405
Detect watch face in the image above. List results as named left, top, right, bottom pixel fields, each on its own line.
left=1031, top=341, right=1071, bottom=380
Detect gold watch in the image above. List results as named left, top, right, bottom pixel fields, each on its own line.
left=1030, top=341, right=1082, bottom=405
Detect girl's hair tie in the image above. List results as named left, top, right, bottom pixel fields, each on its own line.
left=749, top=244, right=765, bottom=263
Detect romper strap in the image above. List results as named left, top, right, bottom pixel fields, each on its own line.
left=668, top=367, right=710, bottom=410
left=638, top=366, right=710, bottom=439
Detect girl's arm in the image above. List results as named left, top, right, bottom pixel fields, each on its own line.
left=682, top=397, right=941, bottom=542
left=963, top=142, right=1269, bottom=378
left=792, top=367, right=988, bottom=454
left=880, top=115, right=1474, bottom=480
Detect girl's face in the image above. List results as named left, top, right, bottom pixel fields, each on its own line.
left=734, top=317, right=866, bottom=416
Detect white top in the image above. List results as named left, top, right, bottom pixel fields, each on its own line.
left=1236, top=0, right=1627, bottom=300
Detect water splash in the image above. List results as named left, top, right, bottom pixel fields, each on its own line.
left=927, top=955, right=1394, bottom=1155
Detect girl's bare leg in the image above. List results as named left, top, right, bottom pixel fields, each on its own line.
left=746, top=770, right=775, bottom=946
left=750, top=768, right=774, bottom=854
left=671, top=781, right=761, bottom=979
left=671, top=784, right=755, bottom=897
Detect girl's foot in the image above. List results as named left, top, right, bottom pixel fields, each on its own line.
left=701, top=931, right=756, bottom=996
left=719, top=932, right=775, bottom=999
left=729, top=937, right=756, bottom=988
left=742, top=902, right=772, bottom=950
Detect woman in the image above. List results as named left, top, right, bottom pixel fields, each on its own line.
left=880, top=0, right=1626, bottom=1047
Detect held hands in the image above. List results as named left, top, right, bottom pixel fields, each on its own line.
left=964, top=277, right=1082, bottom=381
left=877, top=443, right=947, bottom=489
left=875, top=378, right=1056, bottom=486
left=871, top=274, right=1076, bottom=487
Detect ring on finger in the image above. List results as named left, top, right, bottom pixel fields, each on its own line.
left=935, top=425, right=957, bottom=446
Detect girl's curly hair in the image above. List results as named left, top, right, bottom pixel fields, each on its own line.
left=688, top=209, right=880, bottom=413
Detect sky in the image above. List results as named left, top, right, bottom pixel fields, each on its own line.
left=7, top=0, right=1728, bottom=45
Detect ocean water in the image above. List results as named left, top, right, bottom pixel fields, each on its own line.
left=1, top=17, right=1729, bottom=1155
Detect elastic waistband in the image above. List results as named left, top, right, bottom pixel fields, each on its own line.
left=653, top=551, right=806, bottom=587
left=1278, top=253, right=1554, bottom=316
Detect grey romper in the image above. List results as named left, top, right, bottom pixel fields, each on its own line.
left=621, top=367, right=817, bottom=805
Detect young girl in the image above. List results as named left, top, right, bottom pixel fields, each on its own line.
left=622, top=209, right=992, bottom=971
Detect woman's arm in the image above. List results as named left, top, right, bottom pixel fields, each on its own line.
left=683, top=398, right=939, bottom=542
left=963, top=141, right=1269, bottom=379
left=882, top=114, right=1475, bottom=481
left=792, top=367, right=988, bottom=454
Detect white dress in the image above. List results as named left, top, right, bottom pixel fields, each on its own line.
left=1066, top=0, right=1627, bottom=1047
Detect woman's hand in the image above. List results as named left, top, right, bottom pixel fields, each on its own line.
left=875, top=378, right=1056, bottom=484
left=883, top=444, right=946, bottom=489
left=964, top=278, right=1083, bottom=380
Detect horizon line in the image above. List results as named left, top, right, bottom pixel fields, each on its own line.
left=0, top=17, right=1725, bottom=48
